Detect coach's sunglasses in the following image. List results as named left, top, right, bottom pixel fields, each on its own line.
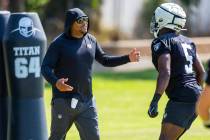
left=76, top=17, right=88, bottom=24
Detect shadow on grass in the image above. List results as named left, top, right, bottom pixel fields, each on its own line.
left=93, top=68, right=157, bottom=80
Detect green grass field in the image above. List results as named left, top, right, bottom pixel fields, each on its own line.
left=44, top=69, right=210, bottom=140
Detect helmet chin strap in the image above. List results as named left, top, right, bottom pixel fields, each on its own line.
left=153, top=25, right=161, bottom=38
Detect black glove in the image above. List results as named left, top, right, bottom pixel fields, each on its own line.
left=148, top=93, right=161, bottom=118
left=148, top=101, right=158, bottom=118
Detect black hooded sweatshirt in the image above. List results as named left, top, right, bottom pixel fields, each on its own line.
left=41, top=8, right=130, bottom=102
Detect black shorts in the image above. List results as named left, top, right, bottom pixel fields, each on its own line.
left=162, top=100, right=197, bottom=129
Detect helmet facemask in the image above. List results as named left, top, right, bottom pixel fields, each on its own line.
left=150, top=14, right=159, bottom=38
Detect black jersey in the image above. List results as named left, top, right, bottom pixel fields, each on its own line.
left=151, top=33, right=200, bottom=102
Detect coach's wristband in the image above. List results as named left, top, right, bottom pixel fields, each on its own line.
left=151, top=93, right=161, bottom=103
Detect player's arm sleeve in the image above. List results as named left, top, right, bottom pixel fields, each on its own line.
left=41, top=42, right=59, bottom=86
left=153, top=41, right=171, bottom=59
left=152, top=41, right=171, bottom=95
left=95, top=42, right=130, bottom=67
left=155, top=53, right=171, bottom=95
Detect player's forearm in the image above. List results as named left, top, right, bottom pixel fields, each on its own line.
left=155, top=53, right=171, bottom=95
left=155, top=71, right=170, bottom=95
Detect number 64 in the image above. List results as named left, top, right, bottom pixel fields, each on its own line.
left=14, top=57, right=40, bottom=79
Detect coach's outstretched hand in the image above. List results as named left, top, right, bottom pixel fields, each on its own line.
left=148, top=93, right=161, bottom=118
left=129, top=48, right=140, bottom=62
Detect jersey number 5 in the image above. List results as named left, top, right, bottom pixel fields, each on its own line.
left=181, top=43, right=193, bottom=74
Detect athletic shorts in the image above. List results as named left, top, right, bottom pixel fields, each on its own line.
left=162, top=100, right=197, bottom=129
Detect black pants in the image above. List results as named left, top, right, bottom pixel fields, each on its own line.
left=48, top=97, right=100, bottom=140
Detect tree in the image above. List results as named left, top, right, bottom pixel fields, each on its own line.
left=0, top=0, right=49, bottom=13
left=9, top=0, right=25, bottom=12
left=42, top=0, right=102, bottom=41
left=0, top=0, right=9, bottom=10
left=179, top=0, right=201, bottom=36
left=0, top=0, right=102, bottom=41
left=25, top=0, right=49, bottom=16
left=180, top=0, right=200, bottom=6
left=133, top=0, right=201, bottom=38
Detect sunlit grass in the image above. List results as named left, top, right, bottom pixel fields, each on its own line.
left=44, top=69, right=210, bottom=140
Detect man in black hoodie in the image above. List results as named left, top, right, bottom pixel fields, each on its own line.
left=41, top=8, right=140, bottom=140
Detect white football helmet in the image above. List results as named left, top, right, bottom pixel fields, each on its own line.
left=150, top=3, right=186, bottom=38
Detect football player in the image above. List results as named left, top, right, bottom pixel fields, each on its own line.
left=147, top=3, right=205, bottom=140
